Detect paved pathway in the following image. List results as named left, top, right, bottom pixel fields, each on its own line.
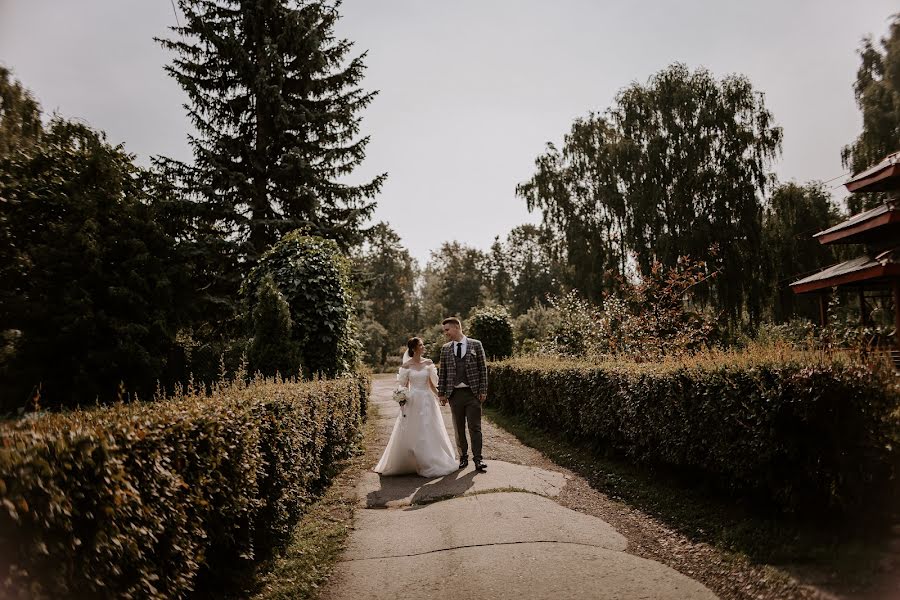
left=322, top=375, right=718, bottom=600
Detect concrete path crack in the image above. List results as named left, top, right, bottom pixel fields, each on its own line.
left=339, top=539, right=613, bottom=563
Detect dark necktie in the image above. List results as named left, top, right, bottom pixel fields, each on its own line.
left=456, top=342, right=462, bottom=359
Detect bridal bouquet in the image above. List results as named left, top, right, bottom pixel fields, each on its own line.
left=392, top=387, right=408, bottom=417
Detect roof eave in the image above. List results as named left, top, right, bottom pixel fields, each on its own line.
left=845, top=163, right=900, bottom=193
left=791, top=264, right=900, bottom=294
left=814, top=211, right=900, bottom=244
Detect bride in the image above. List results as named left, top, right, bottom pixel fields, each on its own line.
left=374, top=337, right=458, bottom=477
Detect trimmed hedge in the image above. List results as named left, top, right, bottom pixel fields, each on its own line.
left=489, top=354, right=898, bottom=514
left=0, top=373, right=369, bottom=599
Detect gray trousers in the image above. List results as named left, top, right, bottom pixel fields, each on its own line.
left=449, top=387, right=482, bottom=461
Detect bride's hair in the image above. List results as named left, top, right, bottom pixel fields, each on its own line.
left=406, top=337, right=423, bottom=357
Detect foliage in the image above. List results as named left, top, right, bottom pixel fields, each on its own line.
left=157, top=0, right=384, bottom=262
left=417, top=267, right=449, bottom=329
left=0, top=373, right=368, bottom=599
left=247, top=275, right=302, bottom=378
left=755, top=294, right=896, bottom=354
left=352, top=223, right=419, bottom=367
left=0, top=66, right=41, bottom=158
left=417, top=225, right=562, bottom=323
left=608, top=257, right=718, bottom=358
left=761, top=182, right=842, bottom=322
left=504, top=224, right=564, bottom=316
left=518, top=63, right=782, bottom=326
left=242, top=232, right=357, bottom=377
left=467, top=306, right=514, bottom=360
left=753, top=319, right=818, bottom=349
left=489, top=351, right=899, bottom=515
left=422, top=242, right=489, bottom=320
left=842, top=14, right=900, bottom=212
left=0, top=118, right=188, bottom=409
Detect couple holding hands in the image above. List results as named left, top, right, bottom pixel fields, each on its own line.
left=374, top=317, right=488, bottom=477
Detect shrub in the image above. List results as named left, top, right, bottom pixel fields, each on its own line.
left=544, top=292, right=600, bottom=356
left=467, top=306, right=514, bottom=359
left=512, top=304, right=559, bottom=354
left=489, top=350, right=898, bottom=514
left=241, top=232, right=358, bottom=377
left=247, top=275, right=302, bottom=377
left=537, top=258, right=718, bottom=361
left=0, top=373, right=369, bottom=599
left=356, top=316, right=390, bottom=369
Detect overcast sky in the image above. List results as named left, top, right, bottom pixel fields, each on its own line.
left=0, top=1, right=897, bottom=264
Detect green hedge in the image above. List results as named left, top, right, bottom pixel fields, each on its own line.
left=0, top=373, right=369, bottom=599
left=489, top=354, right=898, bottom=514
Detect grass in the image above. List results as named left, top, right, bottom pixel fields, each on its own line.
left=484, top=406, right=896, bottom=593
left=244, top=411, right=377, bottom=600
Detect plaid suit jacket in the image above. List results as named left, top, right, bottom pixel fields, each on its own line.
left=438, top=338, right=488, bottom=398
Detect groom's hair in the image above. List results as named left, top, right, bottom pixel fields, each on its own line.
left=441, top=317, right=461, bottom=328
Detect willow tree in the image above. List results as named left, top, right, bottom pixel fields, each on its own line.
left=158, top=0, right=385, bottom=265
left=842, top=13, right=900, bottom=213
left=614, top=64, right=782, bottom=325
left=519, top=63, right=782, bottom=326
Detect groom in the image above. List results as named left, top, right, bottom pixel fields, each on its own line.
left=438, top=317, right=488, bottom=472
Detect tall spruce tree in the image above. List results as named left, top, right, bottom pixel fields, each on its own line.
left=158, top=0, right=385, bottom=266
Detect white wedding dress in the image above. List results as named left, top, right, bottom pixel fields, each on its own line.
left=374, top=364, right=458, bottom=477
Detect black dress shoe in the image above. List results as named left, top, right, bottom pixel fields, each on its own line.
left=474, top=460, right=487, bottom=472
left=458, top=458, right=468, bottom=470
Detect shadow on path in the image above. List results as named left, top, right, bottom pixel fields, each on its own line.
left=365, top=468, right=479, bottom=508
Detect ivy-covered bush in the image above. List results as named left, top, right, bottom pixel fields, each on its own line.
left=467, top=306, right=514, bottom=359
left=489, top=351, right=898, bottom=514
left=241, top=232, right=358, bottom=377
left=0, top=373, right=368, bottom=599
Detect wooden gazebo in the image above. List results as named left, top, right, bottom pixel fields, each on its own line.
left=790, top=151, right=900, bottom=341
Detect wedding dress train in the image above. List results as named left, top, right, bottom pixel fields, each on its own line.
left=374, top=364, right=458, bottom=477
